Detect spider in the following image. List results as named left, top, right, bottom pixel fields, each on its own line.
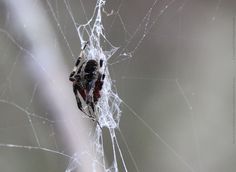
left=69, top=42, right=105, bottom=121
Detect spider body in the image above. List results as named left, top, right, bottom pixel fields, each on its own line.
left=69, top=43, right=105, bottom=120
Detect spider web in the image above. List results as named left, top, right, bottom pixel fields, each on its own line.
left=0, top=0, right=235, bottom=172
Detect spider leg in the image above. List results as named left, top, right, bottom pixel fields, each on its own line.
left=85, top=106, right=102, bottom=129
left=99, top=59, right=104, bottom=67
left=69, top=41, right=88, bottom=81
left=81, top=109, right=95, bottom=119
left=96, top=121, right=102, bottom=129
left=87, top=101, right=95, bottom=115
left=69, top=56, right=82, bottom=81
left=73, top=83, right=84, bottom=112
left=82, top=41, right=89, bottom=50
left=73, top=83, right=96, bottom=120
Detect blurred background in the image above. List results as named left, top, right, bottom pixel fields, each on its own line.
left=0, top=0, right=236, bottom=171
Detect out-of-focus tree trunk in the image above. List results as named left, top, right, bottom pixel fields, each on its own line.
left=4, top=0, right=103, bottom=171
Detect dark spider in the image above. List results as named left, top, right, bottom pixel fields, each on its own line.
left=69, top=42, right=105, bottom=121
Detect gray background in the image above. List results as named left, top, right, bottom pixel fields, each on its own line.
left=0, top=0, right=236, bottom=171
